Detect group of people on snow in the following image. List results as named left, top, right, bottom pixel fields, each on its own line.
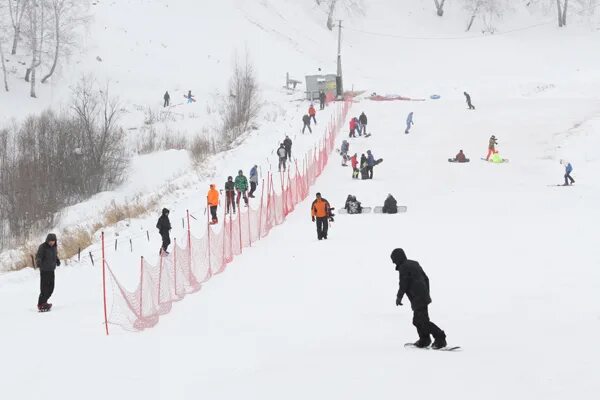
left=349, top=112, right=368, bottom=137
left=277, top=136, right=293, bottom=171
left=302, top=104, right=318, bottom=134
left=162, top=90, right=195, bottom=107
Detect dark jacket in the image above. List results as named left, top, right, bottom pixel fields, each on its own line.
left=319, top=92, right=326, bottom=103
left=164, top=91, right=170, bottom=100
left=156, top=208, right=171, bottom=235
left=283, top=137, right=292, bottom=150
left=464, top=92, right=471, bottom=102
left=36, top=234, right=60, bottom=271
left=359, top=113, right=367, bottom=125
left=391, top=249, right=432, bottom=311
left=382, top=195, right=398, bottom=214
left=344, top=195, right=362, bottom=214
left=225, top=180, right=235, bottom=193
left=367, top=151, right=376, bottom=167
left=302, top=115, right=310, bottom=124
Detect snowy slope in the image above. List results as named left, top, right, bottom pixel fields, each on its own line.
left=2, top=0, right=600, bottom=399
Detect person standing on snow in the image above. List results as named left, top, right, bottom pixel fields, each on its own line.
left=156, top=208, right=172, bottom=255
left=560, top=160, right=575, bottom=186
left=391, top=248, right=447, bottom=349
left=351, top=153, right=359, bottom=179
left=283, top=136, right=293, bottom=161
left=366, top=150, right=376, bottom=179
left=349, top=117, right=359, bottom=138
left=486, top=135, right=498, bottom=160
left=340, top=140, right=350, bottom=166
left=464, top=91, right=475, bottom=110
left=207, top=184, right=219, bottom=224
left=225, top=176, right=236, bottom=214
left=319, top=91, right=326, bottom=110
left=36, top=233, right=60, bottom=312
left=234, top=170, right=249, bottom=207
left=360, top=153, right=369, bottom=180
left=277, top=143, right=288, bottom=172
left=163, top=91, right=170, bottom=107
left=359, top=112, right=368, bottom=135
left=302, top=114, right=312, bottom=134
left=249, top=165, right=259, bottom=198
left=308, top=104, right=317, bottom=125
left=311, top=192, right=332, bottom=240
left=405, top=112, right=414, bottom=134
left=186, top=90, right=195, bottom=104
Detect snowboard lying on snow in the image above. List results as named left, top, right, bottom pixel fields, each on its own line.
left=404, top=343, right=461, bottom=351
left=448, top=158, right=470, bottom=163
left=338, top=206, right=407, bottom=214
left=481, top=157, right=509, bottom=163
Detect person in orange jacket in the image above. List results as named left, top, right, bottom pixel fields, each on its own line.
left=207, top=184, right=219, bottom=224
left=311, top=192, right=332, bottom=240
left=308, top=104, right=317, bottom=125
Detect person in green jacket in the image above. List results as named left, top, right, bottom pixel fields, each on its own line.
left=234, top=169, right=249, bottom=206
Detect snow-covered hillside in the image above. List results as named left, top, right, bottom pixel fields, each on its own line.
left=2, top=0, right=600, bottom=399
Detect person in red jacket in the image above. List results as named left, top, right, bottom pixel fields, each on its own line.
left=350, top=153, right=359, bottom=179
left=308, top=104, right=317, bottom=125
left=349, top=118, right=358, bottom=138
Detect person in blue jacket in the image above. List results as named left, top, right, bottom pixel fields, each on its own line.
left=249, top=165, right=259, bottom=197
left=405, top=112, right=414, bottom=134
left=560, top=159, right=575, bottom=186
left=366, top=150, right=376, bottom=179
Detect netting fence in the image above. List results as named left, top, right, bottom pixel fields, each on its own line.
left=101, top=98, right=351, bottom=333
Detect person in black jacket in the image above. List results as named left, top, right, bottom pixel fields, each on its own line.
left=464, top=91, right=475, bottom=110
left=283, top=136, right=293, bottom=161
left=163, top=91, right=170, bottom=107
left=319, top=91, right=326, bottom=110
left=156, top=208, right=172, bottom=255
left=225, top=176, right=236, bottom=214
left=382, top=194, right=398, bottom=214
left=302, top=114, right=312, bottom=134
left=359, top=112, right=368, bottom=135
left=36, top=233, right=60, bottom=311
left=391, top=248, right=447, bottom=349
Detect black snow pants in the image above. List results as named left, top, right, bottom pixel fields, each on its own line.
left=38, top=271, right=55, bottom=306
left=210, top=206, right=218, bottom=222
left=226, top=192, right=236, bottom=213
left=303, top=123, right=312, bottom=134
left=279, top=157, right=287, bottom=172
left=161, top=232, right=171, bottom=252
left=564, top=172, right=575, bottom=185
left=413, top=307, right=445, bottom=342
left=316, top=217, right=329, bottom=240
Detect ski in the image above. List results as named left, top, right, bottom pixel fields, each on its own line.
left=404, top=343, right=461, bottom=351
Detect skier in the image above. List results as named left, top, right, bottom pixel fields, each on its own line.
left=302, top=114, right=312, bottom=134
left=36, top=233, right=60, bottom=312
left=391, top=248, right=447, bottom=349
left=319, top=90, right=326, bottom=110
left=156, top=208, right=172, bottom=255
left=311, top=192, right=332, bottom=240
left=351, top=153, right=359, bottom=179
left=277, top=143, right=287, bottom=172
left=207, top=184, right=219, bottom=224
left=340, top=140, right=350, bottom=166
left=453, top=150, right=468, bottom=163
left=186, top=90, right=195, bottom=104
left=464, top=91, right=475, bottom=110
left=249, top=165, right=259, bottom=198
left=360, top=153, right=369, bottom=180
left=486, top=135, right=498, bottom=160
left=225, top=176, right=236, bottom=214
left=349, top=117, right=358, bottom=138
left=283, top=135, right=293, bottom=161
left=163, top=91, right=170, bottom=108
left=234, top=170, right=249, bottom=207
left=366, top=150, right=376, bottom=179
left=344, top=195, right=362, bottom=214
left=359, top=112, right=368, bottom=135
left=560, top=159, right=575, bottom=186
left=382, top=194, right=398, bottom=214
left=308, top=104, right=317, bottom=125
left=405, top=112, right=414, bottom=134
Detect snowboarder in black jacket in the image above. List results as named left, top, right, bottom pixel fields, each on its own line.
left=359, top=112, right=368, bottom=135
left=302, top=114, right=312, bottom=134
left=382, top=194, right=398, bottom=214
left=464, top=91, right=475, bottom=110
left=283, top=136, right=293, bottom=161
left=391, top=248, right=447, bottom=349
left=156, top=208, right=172, bottom=255
left=36, top=233, right=60, bottom=311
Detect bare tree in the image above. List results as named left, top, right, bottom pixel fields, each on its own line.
left=434, top=0, right=447, bottom=16
left=465, top=0, right=483, bottom=31
left=0, top=37, right=8, bottom=92
left=7, top=0, right=30, bottom=55
left=24, top=0, right=48, bottom=97
left=556, top=0, right=569, bottom=26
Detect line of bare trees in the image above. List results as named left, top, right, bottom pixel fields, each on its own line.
left=0, top=0, right=89, bottom=96
left=0, top=78, right=128, bottom=250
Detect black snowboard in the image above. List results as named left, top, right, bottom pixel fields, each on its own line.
left=373, top=206, right=407, bottom=213
left=404, top=343, right=461, bottom=351
left=448, top=158, right=470, bottom=163
left=374, top=158, right=383, bottom=166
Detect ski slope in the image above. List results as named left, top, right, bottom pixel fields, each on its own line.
left=2, top=1, right=600, bottom=399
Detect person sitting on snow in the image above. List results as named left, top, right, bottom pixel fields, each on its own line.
left=382, top=194, right=398, bottom=214
left=344, top=195, right=363, bottom=214
left=454, top=150, right=468, bottom=163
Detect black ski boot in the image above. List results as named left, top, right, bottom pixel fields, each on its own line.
left=413, top=338, right=431, bottom=348
left=432, top=335, right=447, bottom=350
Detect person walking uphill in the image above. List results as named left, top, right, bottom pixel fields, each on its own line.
left=235, top=170, right=249, bottom=207
left=207, top=184, right=219, bottom=225
left=405, top=112, right=414, bottom=134
left=36, top=233, right=60, bottom=312
left=249, top=165, right=259, bottom=198
left=225, top=176, right=236, bottom=214
left=302, top=114, right=312, bottom=134
left=308, top=104, right=317, bottom=125
left=464, top=91, right=475, bottom=110
left=311, top=192, right=332, bottom=240
left=319, top=90, right=326, bottom=110
left=283, top=135, right=293, bottom=161
left=163, top=91, right=170, bottom=108
left=156, top=208, right=172, bottom=256
left=391, top=248, right=447, bottom=349
left=277, top=143, right=287, bottom=172
left=560, top=159, right=575, bottom=186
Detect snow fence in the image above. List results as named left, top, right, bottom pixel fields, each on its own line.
left=102, top=98, right=351, bottom=333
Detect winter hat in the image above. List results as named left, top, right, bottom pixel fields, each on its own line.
left=46, top=233, right=57, bottom=243
left=228, top=176, right=233, bottom=180
left=210, top=184, right=215, bottom=189
left=390, top=248, right=407, bottom=265
left=238, top=170, right=243, bottom=174
left=162, top=208, right=170, bottom=215
left=316, top=192, right=322, bottom=197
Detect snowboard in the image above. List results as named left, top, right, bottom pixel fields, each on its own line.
left=448, top=158, right=470, bottom=163
left=481, top=158, right=509, bottom=163
left=338, top=207, right=372, bottom=214
left=363, top=133, right=372, bottom=138
left=404, top=343, right=461, bottom=351
left=373, top=206, right=407, bottom=213
left=374, top=158, right=383, bottom=166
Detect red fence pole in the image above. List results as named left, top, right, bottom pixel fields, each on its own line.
left=101, top=232, right=109, bottom=335
left=206, top=201, right=211, bottom=274
left=258, top=178, right=265, bottom=238
left=173, top=238, right=177, bottom=297
left=247, top=200, right=252, bottom=246
left=187, top=209, right=192, bottom=282
left=139, top=256, right=144, bottom=318
left=238, top=204, right=242, bottom=254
